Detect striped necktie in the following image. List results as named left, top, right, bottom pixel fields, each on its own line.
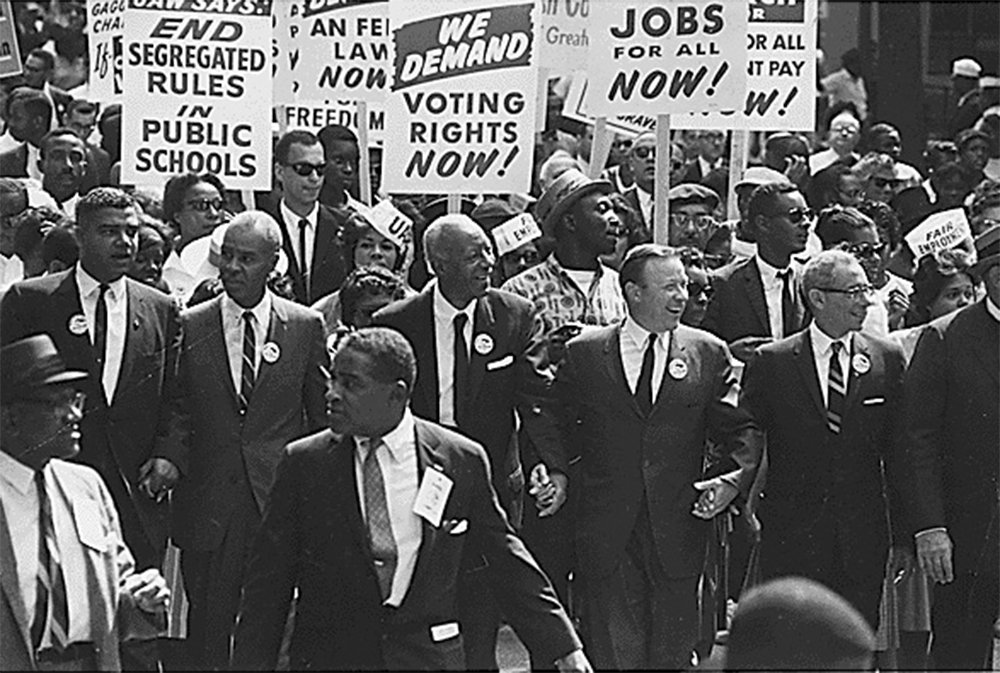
left=362, top=439, right=397, bottom=601
left=32, top=470, right=69, bottom=652
left=826, top=342, right=847, bottom=434
left=239, top=311, right=256, bottom=414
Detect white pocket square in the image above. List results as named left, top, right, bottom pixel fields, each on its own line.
left=862, top=397, right=885, bottom=405
left=486, top=354, right=514, bottom=371
left=445, top=519, right=468, bottom=535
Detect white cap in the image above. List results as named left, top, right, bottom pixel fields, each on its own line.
left=952, top=58, right=982, bottom=79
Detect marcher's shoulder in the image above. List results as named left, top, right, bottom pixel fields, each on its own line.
left=857, top=330, right=904, bottom=358
left=6, top=269, right=68, bottom=297
left=48, top=459, right=107, bottom=499
left=566, top=324, right=617, bottom=356
left=711, top=256, right=753, bottom=284
left=415, top=417, right=489, bottom=464
left=286, top=428, right=340, bottom=458
left=127, top=278, right=176, bottom=312
left=676, top=324, right=728, bottom=353
left=485, top=287, right=534, bottom=316
left=275, top=295, right=324, bottom=325
left=500, top=265, right=546, bottom=296
left=180, top=295, right=219, bottom=324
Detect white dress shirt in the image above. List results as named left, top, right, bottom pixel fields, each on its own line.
left=76, top=264, right=127, bottom=403
left=220, top=291, right=272, bottom=396
left=354, top=409, right=422, bottom=607
left=0, top=130, right=19, bottom=154
left=755, top=255, right=796, bottom=340
left=0, top=253, right=24, bottom=291
left=432, top=281, right=475, bottom=427
left=26, top=143, right=42, bottom=181
left=55, top=192, right=79, bottom=221
left=620, top=316, right=670, bottom=403
left=280, top=200, right=318, bottom=279
left=635, top=185, right=653, bottom=226
left=809, top=322, right=852, bottom=407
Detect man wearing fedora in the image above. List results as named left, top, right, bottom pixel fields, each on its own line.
left=898, top=225, right=1000, bottom=670
left=0, top=334, right=170, bottom=671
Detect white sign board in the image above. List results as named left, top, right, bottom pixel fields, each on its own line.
left=905, top=208, right=974, bottom=260
left=87, top=0, right=124, bottom=103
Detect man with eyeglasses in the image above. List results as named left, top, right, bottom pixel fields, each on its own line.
left=667, top=183, right=721, bottom=251
left=741, top=249, right=906, bottom=630
left=702, top=181, right=812, bottom=363
left=0, top=334, right=171, bottom=671
left=621, top=131, right=656, bottom=232
left=269, top=129, right=349, bottom=305
left=810, top=108, right=862, bottom=175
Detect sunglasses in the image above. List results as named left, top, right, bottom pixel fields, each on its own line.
left=688, top=283, right=715, bottom=299
left=871, top=176, right=899, bottom=189
left=186, top=197, right=224, bottom=212
left=633, top=146, right=655, bottom=160
left=285, top=162, right=328, bottom=177
left=781, top=207, right=815, bottom=224
left=845, top=241, right=887, bottom=258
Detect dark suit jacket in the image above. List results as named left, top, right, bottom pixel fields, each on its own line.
left=49, top=86, right=73, bottom=125
left=230, top=419, right=580, bottom=670
left=621, top=185, right=650, bottom=232
left=157, top=294, right=328, bottom=551
left=0, top=144, right=29, bottom=177
left=899, top=301, right=999, bottom=578
left=547, top=323, right=762, bottom=580
left=741, top=329, right=904, bottom=583
left=372, top=287, right=560, bottom=511
left=701, top=256, right=809, bottom=344
left=0, top=271, right=181, bottom=569
left=268, top=201, right=350, bottom=305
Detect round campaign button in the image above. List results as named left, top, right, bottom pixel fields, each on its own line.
left=473, top=333, right=494, bottom=356
left=852, top=353, right=871, bottom=375
left=668, top=358, right=688, bottom=380
left=262, top=342, right=281, bottom=364
left=68, top=314, right=88, bottom=336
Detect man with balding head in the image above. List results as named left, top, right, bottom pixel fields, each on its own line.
left=155, top=210, right=328, bottom=668
left=372, top=213, right=558, bottom=669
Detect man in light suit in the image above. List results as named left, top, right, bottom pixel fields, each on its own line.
left=741, top=249, right=905, bottom=628
left=543, top=244, right=763, bottom=669
left=231, top=327, right=590, bottom=672
left=898, top=225, right=1000, bottom=670
left=372, top=213, right=559, bottom=669
left=154, top=211, right=328, bottom=669
left=0, top=334, right=169, bottom=671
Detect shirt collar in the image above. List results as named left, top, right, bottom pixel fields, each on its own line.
left=754, top=254, right=790, bottom=284
left=222, top=289, right=272, bottom=327
left=432, top=279, right=476, bottom=324
left=809, top=321, right=851, bottom=357
left=0, top=450, right=38, bottom=495
left=75, top=262, right=126, bottom=301
left=622, top=315, right=668, bottom=350
left=280, top=200, right=319, bottom=228
left=547, top=253, right=606, bottom=282
left=986, top=297, right=1000, bottom=323
left=355, top=408, right=416, bottom=464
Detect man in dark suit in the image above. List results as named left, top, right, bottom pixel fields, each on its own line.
left=702, top=181, right=812, bottom=362
left=741, top=249, right=905, bottom=628
left=154, top=210, right=328, bottom=669
left=269, top=129, right=350, bottom=304
left=0, top=87, right=52, bottom=181
left=231, top=327, right=590, bottom=671
left=22, top=48, right=74, bottom=126
left=677, top=130, right=728, bottom=194
left=621, top=131, right=655, bottom=232
left=372, top=213, right=558, bottom=669
left=542, top=244, right=763, bottom=669
left=64, top=99, right=113, bottom=190
left=898, top=225, right=1000, bottom=670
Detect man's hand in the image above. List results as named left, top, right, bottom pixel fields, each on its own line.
left=124, top=568, right=170, bottom=613
left=886, top=288, right=910, bottom=329
left=730, top=336, right=773, bottom=363
left=783, top=154, right=808, bottom=185
left=915, top=530, right=954, bottom=584
left=536, top=470, right=568, bottom=518
left=555, top=648, right=593, bottom=673
left=138, top=458, right=179, bottom=502
left=691, top=478, right=739, bottom=519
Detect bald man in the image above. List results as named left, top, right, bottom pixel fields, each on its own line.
left=154, top=211, right=328, bottom=669
left=372, top=214, right=559, bottom=670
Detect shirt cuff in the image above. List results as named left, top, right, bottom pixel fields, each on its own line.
left=914, top=527, right=947, bottom=539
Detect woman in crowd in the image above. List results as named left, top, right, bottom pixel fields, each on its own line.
left=808, top=159, right=862, bottom=210
left=929, top=160, right=975, bottom=210
left=968, top=179, right=1000, bottom=234
left=898, top=249, right=977, bottom=359
left=127, top=215, right=173, bottom=294
left=854, top=152, right=900, bottom=204
left=678, top=247, right=714, bottom=328
left=160, top=172, right=229, bottom=299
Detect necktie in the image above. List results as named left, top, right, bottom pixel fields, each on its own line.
left=362, top=440, right=397, bottom=601
left=93, top=283, right=109, bottom=373
left=298, top=218, right=309, bottom=292
left=779, top=269, right=796, bottom=337
left=33, top=470, right=69, bottom=652
left=635, top=333, right=657, bottom=416
left=239, top=311, right=256, bottom=414
left=827, top=342, right=847, bottom=434
left=452, top=313, right=469, bottom=426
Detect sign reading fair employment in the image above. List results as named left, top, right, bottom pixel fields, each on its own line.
left=384, top=0, right=537, bottom=194
left=275, top=0, right=389, bottom=104
left=679, top=0, right=817, bottom=131
left=586, top=0, right=747, bottom=116
left=905, top=208, right=973, bottom=260
left=122, top=0, right=272, bottom=190
left=88, top=0, right=124, bottom=102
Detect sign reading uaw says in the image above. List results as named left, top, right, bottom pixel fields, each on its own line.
left=586, top=0, right=747, bottom=116
left=383, top=0, right=537, bottom=194
left=122, top=0, right=272, bottom=190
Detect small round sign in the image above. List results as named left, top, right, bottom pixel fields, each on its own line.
left=262, top=342, right=281, bottom=364
left=473, top=333, right=494, bottom=356
left=68, top=314, right=88, bottom=336
left=668, top=358, right=688, bottom=380
left=852, top=353, right=871, bottom=375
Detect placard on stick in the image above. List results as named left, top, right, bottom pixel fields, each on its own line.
left=0, top=0, right=22, bottom=79
left=87, top=0, right=124, bottom=103
left=904, top=209, right=973, bottom=260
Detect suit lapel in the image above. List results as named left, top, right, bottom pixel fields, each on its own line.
left=651, top=328, right=686, bottom=415
left=794, top=331, right=827, bottom=419
left=53, top=272, right=97, bottom=377
left=208, top=298, right=241, bottom=409
left=414, top=290, right=439, bottom=419
left=409, top=421, right=445, bottom=576
left=246, top=299, right=288, bottom=412
left=112, top=280, right=142, bottom=406
left=311, top=208, right=335, bottom=296
left=0, top=503, right=32, bottom=660
left=273, top=207, right=307, bottom=300
left=603, top=326, right=644, bottom=419
left=739, top=260, right=771, bottom=336
left=969, top=302, right=1000, bottom=386
left=467, top=295, right=496, bottom=408
left=845, top=332, right=871, bottom=411
left=331, top=434, right=377, bottom=571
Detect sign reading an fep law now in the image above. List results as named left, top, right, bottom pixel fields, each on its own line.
left=87, top=0, right=125, bottom=103
left=678, top=0, right=817, bottom=131
left=383, top=0, right=538, bottom=194
left=274, top=0, right=389, bottom=104
left=122, top=0, right=273, bottom=190
left=537, top=0, right=590, bottom=65
left=585, top=0, right=747, bottom=116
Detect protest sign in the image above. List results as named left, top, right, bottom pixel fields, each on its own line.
left=677, top=0, right=817, bottom=130
left=383, top=0, right=538, bottom=194
left=585, top=0, right=747, bottom=116
left=122, top=0, right=272, bottom=190
left=562, top=70, right=654, bottom=137
left=492, top=213, right=541, bottom=256
left=88, top=0, right=125, bottom=102
left=904, top=208, right=973, bottom=260
left=277, top=100, right=385, bottom=144
left=367, top=199, right=412, bottom=249
left=275, top=0, right=389, bottom=104
left=0, top=0, right=22, bottom=78
left=537, top=0, right=589, bottom=67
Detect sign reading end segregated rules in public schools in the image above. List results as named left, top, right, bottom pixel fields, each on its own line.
left=121, top=0, right=273, bottom=191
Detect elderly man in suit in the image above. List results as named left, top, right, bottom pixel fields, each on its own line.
left=741, top=249, right=905, bottom=628
left=702, top=181, right=812, bottom=362
left=231, top=327, right=590, bottom=671
left=153, top=211, right=328, bottom=669
left=372, top=213, right=558, bottom=669
left=0, top=334, right=170, bottom=671
left=898, top=225, right=1000, bottom=670
left=542, top=244, right=763, bottom=669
